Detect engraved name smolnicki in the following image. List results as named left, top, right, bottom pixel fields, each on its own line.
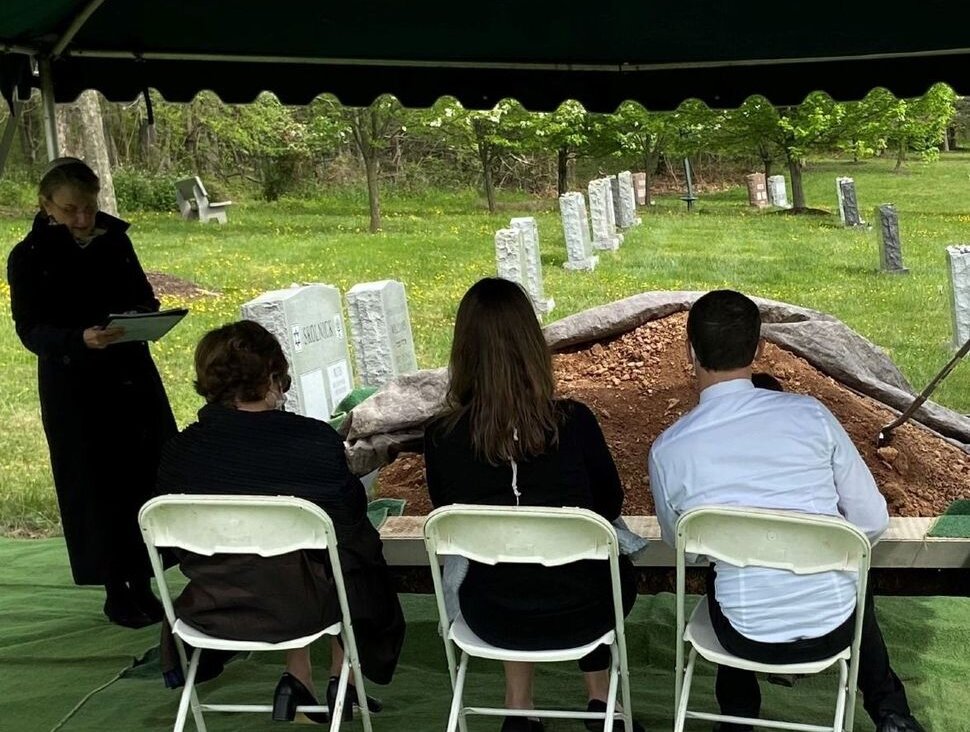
left=302, top=320, right=338, bottom=344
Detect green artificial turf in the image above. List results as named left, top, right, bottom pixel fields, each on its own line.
left=927, top=500, right=970, bottom=538
left=0, top=537, right=967, bottom=731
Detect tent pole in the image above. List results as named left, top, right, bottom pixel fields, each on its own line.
left=0, top=99, right=23, bottom=177
left=53, top=0, right=108, bottom=58
left=39, top=58, right=60, bottom=161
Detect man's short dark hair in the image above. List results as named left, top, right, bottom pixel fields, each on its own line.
left=687, top=290, right=761, bottom=371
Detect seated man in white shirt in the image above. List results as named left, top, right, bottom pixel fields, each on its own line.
left=648, top=290, right=923, bottom=732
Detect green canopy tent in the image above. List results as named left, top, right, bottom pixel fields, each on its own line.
left=2, top=0, right=970, bottom=161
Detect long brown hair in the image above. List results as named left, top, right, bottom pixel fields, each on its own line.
left=441, top=278, right=558, bottom=464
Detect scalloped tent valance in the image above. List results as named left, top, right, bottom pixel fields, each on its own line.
left=2, top=1, right=970, bottom=111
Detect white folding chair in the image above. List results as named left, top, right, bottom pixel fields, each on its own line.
left=423, top=504, right=634, bottom=732
left=673, top=506, right=871, bottom=732
left=139, top=494, right=373, bottom=732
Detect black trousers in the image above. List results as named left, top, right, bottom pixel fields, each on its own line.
left=705, top=568, right=911, bottom=725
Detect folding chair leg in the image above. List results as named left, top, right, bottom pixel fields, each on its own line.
left=603, top=644, right=619, bottom=732
left=174, top=648, right=203, bottom=732
left=188, top=684, right=207, bottom=732
left=329, top=655, right=351, bottom=732
left=618, top=643, right=634, bottom=732
left=349, top=647, right=373, bottom=732
left=446, top=652, right=469, bottom=732
left=673, top=648, right=697, bottom=732
left=832, top=659, right=848, bottom=732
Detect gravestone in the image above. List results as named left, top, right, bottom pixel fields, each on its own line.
left=346, top=280, right=418, bottom=388
left=767, top=175, right=790, bottom=208
left=632, top=172, right=647, bottom=206
left=510, top=216, right=555, bottom=315
left=610, top=176, right=623, bottom=225
left=837, top=177, right=864, bottom=227
left=495, top=227, right=528, bottom=285
left=875, top=204, right=907, bottom=274
left=947, top=245, right=970, bottom=348
left=588, top=178, right=622, bottom=251
left=616, top=171, right=642, bottom=228
left=745, top=173, right=769, bottom=208
left=241, top=284, right=353, bottom=421
left=558, top=192, right=599, bottom=271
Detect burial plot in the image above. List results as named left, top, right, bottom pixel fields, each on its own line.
left=767, top=175, right=790, bottom=208
left=837, top=177, right=864, bottom=227
left=948, top=245, right=970, bottom=347
left=347, top=280, right=418, bottom=388
left=616, top=171, right=642, bottom=228
left=559, top=192, right=599, bottom=271
left=875, top=204, right=907, bottom=274
left=588, top=178, right=622, bottom=251
left=241, top=284, right=353, bottom=421
left=745, top=173, right=769, bottom=208
left=510, top=216, right=555, bottom=315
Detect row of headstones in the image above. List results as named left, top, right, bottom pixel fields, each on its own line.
left=559, top=171, right=643, bottom=271
left=745, top=173, right=791, bottom=209
left=241, top=281, right=418, bottom=421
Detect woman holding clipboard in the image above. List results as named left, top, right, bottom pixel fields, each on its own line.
left=7, top=158, right=177, bottom=628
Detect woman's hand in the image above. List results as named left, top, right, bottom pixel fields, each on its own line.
left=83, top=326, right=125, bottom=349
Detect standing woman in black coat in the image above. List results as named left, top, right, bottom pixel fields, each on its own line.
left=7, top=158, right=176, bottom=628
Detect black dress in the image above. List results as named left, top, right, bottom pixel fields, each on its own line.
left=7, top=212, right=176, bottom=585
left=156, top=403, right=405, bottom=685
left=424, top=398, right=636, bottom=653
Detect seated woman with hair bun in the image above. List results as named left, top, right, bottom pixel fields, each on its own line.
left=156, top=319, right=404, bottom=723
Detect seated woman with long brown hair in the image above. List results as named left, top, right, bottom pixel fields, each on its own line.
left=424, top=278, right=644, bottom=732
left=156, top=320, right=404, bottom=724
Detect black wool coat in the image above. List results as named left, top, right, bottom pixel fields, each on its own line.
left=7, top=212, right=177, bottom=585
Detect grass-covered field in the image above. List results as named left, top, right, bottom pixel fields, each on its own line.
left=2, top=155, right=969, bottom=534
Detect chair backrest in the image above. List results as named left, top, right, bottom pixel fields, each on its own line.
left=174, top=178, right=199, bottom=218
left=139, top=494, right=335, bottom=557
left=423, top=503, right=617, bottom=566
left=192, top=175, right=210, bottom=201
left=676, top=506, right=870, bottom=575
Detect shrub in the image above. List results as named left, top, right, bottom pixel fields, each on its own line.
left=113, top=169, right=179, bottom=212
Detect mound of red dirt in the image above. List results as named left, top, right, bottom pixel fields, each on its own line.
left=377, top=313, right=970, bottom=517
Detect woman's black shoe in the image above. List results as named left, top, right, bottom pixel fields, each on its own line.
left=272, top=672, right=328, bottom=724
left=500, top=716, right=544, bottom=732
left=103, top=586, right=154, bottom=629
left=585, top=699, right=646, bottom=731
left=326, top=675, right=383, bottom=721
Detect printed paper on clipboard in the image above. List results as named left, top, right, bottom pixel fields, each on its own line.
left=103, top=308, right=189, bottom=343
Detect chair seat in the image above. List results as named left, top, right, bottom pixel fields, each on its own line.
left=684, top=599, right=850, bottom=674
left=209, top=200, right=232, bottom=207
left=449, top=612, right=615, bottom=662
left=172, top=618, right=341, bottom=652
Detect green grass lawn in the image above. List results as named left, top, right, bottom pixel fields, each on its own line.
left=2, top=155, right=969, bottom=534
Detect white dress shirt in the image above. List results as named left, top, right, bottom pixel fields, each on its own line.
left=649, top=378, right=888, bottom=643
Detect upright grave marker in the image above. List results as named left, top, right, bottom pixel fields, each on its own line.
left=767, top=175, right=790, bottom=208
left=510, top=216, right=555, bottom=315
left=588, top=178, right=622, bottom=251
left=837, top=176, right=864, bottom=227
left=947, top=245, right=970, bottom=348
left=875, top=204, right=907, bottom=274
left=559, top=192, right=599, bottom=271
left=745, top=173, right=769, bottom=208
left=610, top=176, right=623, bottom=226
left=347, top=280, right=418, bottom=388
left=495, top=226, right=528, bottom=285
left=616, top=171, right=642, bottom=228
left=632, top=172, right=647, bottom=206
left=241, top=284, right=353, bottom=421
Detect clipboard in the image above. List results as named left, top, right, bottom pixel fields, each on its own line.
left=104, top=308, right=188, bottom=343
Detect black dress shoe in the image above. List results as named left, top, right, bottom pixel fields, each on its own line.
left=876, top=713, right=926, bottom=732
left=325, top=675, right=382, bottom=721
left=272, top=672, right=328, bottom=724
left=103, top=593, right=154, bottom=629
left=500, top=716, right=544, bottom=732
left=585, top=699, right=646, bottom=731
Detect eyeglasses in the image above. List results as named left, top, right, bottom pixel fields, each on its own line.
left=47, top=198, right=99, bottom=219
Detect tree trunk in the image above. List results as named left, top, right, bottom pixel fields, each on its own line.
left=18, top=106, right=36, bottom=166
left=642, top=149, right=660, bottom=207
left=474, top=120, right=496, bottom=213
left=557, top=146, right=568, bottom=196
left=894, top=141, right=905, bottom=171
left=364, top=151, right=381, bottom=232
left=787, top=155, right=806, bottom=210
left=77, top=91, right=118, bottom=216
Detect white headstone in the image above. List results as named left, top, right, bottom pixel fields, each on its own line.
left=947, top=245, right=970, bottom=348
left=510, top=216, right=554, bottom=315
left=495, top=227, right=528, bottom=285
left=241, top=284, right=353, bottom=421
left=588, top=178, right=622, bottom=251
left=767, top=175, right=790, bottom=209
left=558, top=192, right=598, bottom=271
left=632, top=172, right=647, bottom=206
left=616, top=171, right=642, bottom=228
left=347, top=280, right=418, bottom=388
